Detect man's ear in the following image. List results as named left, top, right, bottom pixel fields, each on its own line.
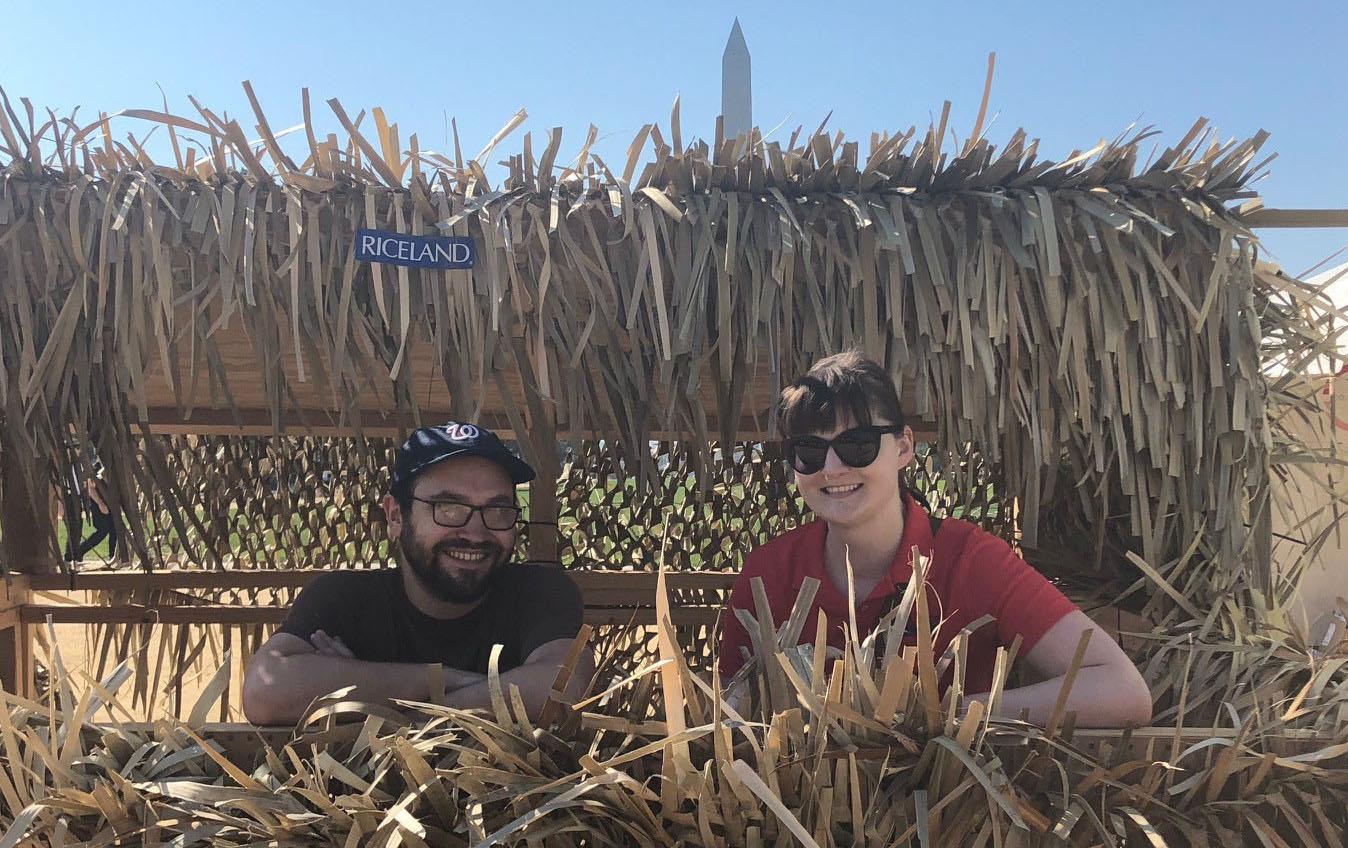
left=382, top=494, right=404, bottom=537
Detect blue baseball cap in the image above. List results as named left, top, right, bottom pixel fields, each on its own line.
left=391, top=422, right=536, bottom=489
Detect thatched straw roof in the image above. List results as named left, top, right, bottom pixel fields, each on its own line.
left=0, top=84, right=1326, bottom=597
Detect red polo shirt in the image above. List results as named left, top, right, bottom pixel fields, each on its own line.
left=718, top=494, right=1077, bottom=695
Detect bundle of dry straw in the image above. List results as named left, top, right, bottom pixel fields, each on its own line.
left=4, top=552, right=1347, bottom=847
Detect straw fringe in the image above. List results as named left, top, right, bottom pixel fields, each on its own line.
left=0, top=85, right=1305, bottom=608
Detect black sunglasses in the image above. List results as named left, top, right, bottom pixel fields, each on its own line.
left=412, top=497, right=522, bottom=531
left=783, top=425, right=903, bottom=475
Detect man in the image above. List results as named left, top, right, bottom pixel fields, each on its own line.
left=243, top=422, right=592, bottom=726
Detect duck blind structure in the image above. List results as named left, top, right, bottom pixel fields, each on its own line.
left=1, top=84, right=1345, bottom=846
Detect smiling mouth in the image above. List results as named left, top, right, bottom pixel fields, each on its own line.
left=821, top=483, right=862, bottom=495
left=440, top=548, right=493, bottom=566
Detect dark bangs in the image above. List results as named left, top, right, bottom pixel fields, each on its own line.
left=779, top=350, right=904, bottom=438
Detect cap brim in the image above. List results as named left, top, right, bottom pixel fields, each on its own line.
left=481, top=448, right=537, bottom=484
left=410, top=446, right=536, bottom=485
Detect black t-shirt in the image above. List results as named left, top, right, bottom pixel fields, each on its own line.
left=278, top=564, right=583, bottom=673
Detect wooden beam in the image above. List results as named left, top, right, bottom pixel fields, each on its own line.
left=23, top=568, right=739, bottom=595
left=15, top=570, right=737, bottom=628
left=140, top=407, right=513, bottom=438
left=133, top=320, right=934, bottom=441
left=18, top=603, right=723, bottom=628
left=0, top=576, right=30, bottom=609
left=22, top=604, right=291, bottom=626
left=138, top=408, right=932, bottom=442
left=137, top=406, right=938, bottom=442
left=16, top=620, right=33, bottom=698
left=26, top=568, right=347, bottom=592
left=1246, top=208, right=1348, bottom=229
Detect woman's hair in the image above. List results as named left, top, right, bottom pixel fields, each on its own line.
left=778, top=350, right=905, bottom=437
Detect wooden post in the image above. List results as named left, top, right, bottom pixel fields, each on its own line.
left=0, top=624, right=15, bottom=695
left=0, top=437, right=58, bottom=574
left=0, top=429, right=52, bottom=698
left=529, top=468, right=560, bottom=563
left=0, top=576, right=32, bottom=697
left=531, top=409, right=561, bottom=563
left=501, top=336, right=562, bottom=564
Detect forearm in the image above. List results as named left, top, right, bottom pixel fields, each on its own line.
left=973, top=664, right=1153, bottom=728
left=445, top=648, right=594, bottom=721
left=244, top=655, right=449, bottom=725
left=443, top=662, right=559, bottom=719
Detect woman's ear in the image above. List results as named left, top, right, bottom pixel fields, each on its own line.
left=895, top=425, right=917, bottom=470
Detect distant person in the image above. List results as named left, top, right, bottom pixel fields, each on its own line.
left=53, top=466, right=83, bottom=562
left=718, top=351, right=1152, bottom=728
left=67, top=476, right=117, bottom=562
left=243, top=422, right=593, bottom=726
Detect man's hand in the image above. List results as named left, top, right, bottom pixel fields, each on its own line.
left=243, top=632, right=445, bottom=725
left=244, top=629, right=595, bottom=727
left=441, top=636, right=595, bottom=719
left=310, top=630, right=354, bottom=658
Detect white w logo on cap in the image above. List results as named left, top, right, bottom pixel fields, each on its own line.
left=444, top=422, right=481, bottom=441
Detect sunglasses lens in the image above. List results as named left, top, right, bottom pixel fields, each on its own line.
left=786, top=439, right=828, bottom=474
left=833, top=430, right=882, bottom=468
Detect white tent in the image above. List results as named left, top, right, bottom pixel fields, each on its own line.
left=1274, top=260, right=1348, bottom=637
left=1308, top=261, right=1348, bottom=308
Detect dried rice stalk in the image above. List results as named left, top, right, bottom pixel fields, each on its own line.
left=2, top=551, right=1346, bottom=847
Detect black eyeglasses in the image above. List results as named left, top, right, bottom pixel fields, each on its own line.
left=783, top=425, right=903, bottom=475
left=412, top=497, right=522, bottom=531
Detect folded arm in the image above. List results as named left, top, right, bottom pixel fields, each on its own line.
left=242, top=630, right=594, bottom=726
left=441, top=637, right=595, bottom=719
left=241, top=631, right=482, bottom=725
left=969, top=611, right=1152, bottom=728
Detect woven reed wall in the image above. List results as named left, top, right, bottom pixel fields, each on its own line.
left=37, top=433, right=1010, bottom=572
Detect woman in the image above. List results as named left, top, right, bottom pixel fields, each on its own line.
left=718, top=351, right=1151, bottom=727
left=68, top=476, right=118, bottom=562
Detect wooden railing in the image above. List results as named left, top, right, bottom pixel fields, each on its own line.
left=0, top=566, right=1154, bottom=701
left=1, top=567, right=1335, bottom=761
left=0, top=568, right=737, bottom=698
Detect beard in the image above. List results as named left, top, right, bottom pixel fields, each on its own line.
left=400, top=523, right=509, bottom=604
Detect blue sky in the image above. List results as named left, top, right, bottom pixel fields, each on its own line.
left=3, top=0, right=1344, bottom=276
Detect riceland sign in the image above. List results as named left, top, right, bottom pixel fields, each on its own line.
left=355, top=228, right=476, bottom=270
